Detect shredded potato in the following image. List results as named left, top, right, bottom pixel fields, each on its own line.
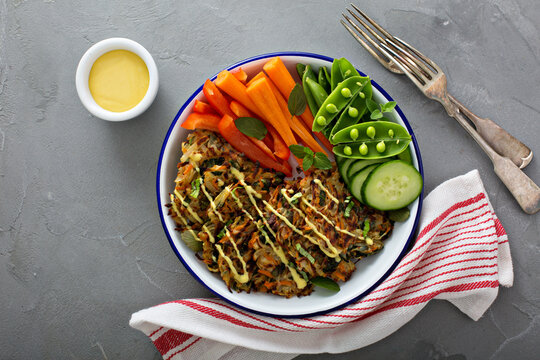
left=168, top=130, right=393, bottom=297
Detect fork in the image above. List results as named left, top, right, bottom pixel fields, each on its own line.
left=341, top=4, right=540, bottom=214
left=342, top=4, right=532, bottom=169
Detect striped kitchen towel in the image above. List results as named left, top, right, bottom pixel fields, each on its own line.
left=130, top=169, right=513, bottom=360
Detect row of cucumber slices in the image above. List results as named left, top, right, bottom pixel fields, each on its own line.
left=336, top=149, right=422, bottom=213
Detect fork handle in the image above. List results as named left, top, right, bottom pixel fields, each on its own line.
left=493, top=156, right=540, bottom=214
left=445, top=104, right=540, bottom=214
left=447, top=94, right=533, bottom=169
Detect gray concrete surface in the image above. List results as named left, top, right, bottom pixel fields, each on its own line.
left=1, top=0, right=539, bottom=359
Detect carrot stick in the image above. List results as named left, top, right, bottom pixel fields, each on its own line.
left=181, top=112, right=221, bottom=132
left=193, top=99, right=218, bottom=115
left=214, top=70, right=264, bottom=119
left=297, top=101, right=317, bottom=132
left=230, top=100, right=289, bottom=160
left=262, top=134, right=274, bottom=149
left=203, top=79, right=234, bottom=117
left=245, top=77, right=297, bottom=149
left=229, top=100, right=253, bottom=118
left=267, top=125, right=290, bottom=160
left=246, top=71, right=266, bottom=87
left=230, top=100, right=269, bottom=145
left=249, top=137, right=276, bottom=161
left=262, top=73, right=329, bottom=155
left=229, top=101, right=276, bottom=161
left=263, top=57, right=318, bottom=133
left=218, top=115, right=292, bottom=176
left=230, top=67, right=248, bottom=83
left=263, top=57, right=296, bottom=98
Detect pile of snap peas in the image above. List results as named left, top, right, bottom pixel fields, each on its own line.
left=296, top=57, right=411, bottom=160
left=297, top=58, right=421, bottom=216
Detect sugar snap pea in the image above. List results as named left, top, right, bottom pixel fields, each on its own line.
left=301, top=64, right=319, bottom=117
left=330, top=58, right=361, bottom=91
left=329, top=91, right=365, bottom=137
left=322, top=121, right=335, bottom=139
left=329, top=77, right=373, bottom=137
left=330, top=59, right=343, bottom=91
left=358, top=75, right=372, bottom=99
left=305, top=77, right=328, bottom=108
left=331, top=121, right=411, bottom=159
left=338, top=58, right=360, bottom=79
left=296, top=63, right=306, bottom=79
left=312, top=76, right=365, bottom=132
left=318, top=66, right=331, bottom=93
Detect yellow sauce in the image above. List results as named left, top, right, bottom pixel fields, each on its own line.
left=269, top=193, right=341, bottom=258
left=301, top=198, right=363, bottom=240
left=202, top=225, right=215, bottom=243
left=259, top=229, right=307, bottom=289
left=215, top=244, right=249, bottom=283
left=201, top=184, right=225, bottom=222
left=169, top=193, right=201, bottom=242
left=230, top=168, right=276, bottom=237
left=313, top=179, right=339, bottom=204
left=174, top=190, right=203, bottom=224
left=231, top=189, right=255, bottom=221
left=88, top=50, right=149, bottom=112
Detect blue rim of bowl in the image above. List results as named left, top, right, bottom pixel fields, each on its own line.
left=156, top=51, right=424, bottom=318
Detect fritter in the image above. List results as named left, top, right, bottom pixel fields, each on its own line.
left=168, top=130, right=393, bottom=298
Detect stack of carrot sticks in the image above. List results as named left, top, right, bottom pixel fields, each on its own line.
left=181, top=57, right=333, bottom=176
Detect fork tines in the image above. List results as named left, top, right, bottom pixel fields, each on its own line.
left=341, top=4, right=439, bottom=87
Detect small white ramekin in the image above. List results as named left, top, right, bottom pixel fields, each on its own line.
left=75, top=37, right=159, bottom=121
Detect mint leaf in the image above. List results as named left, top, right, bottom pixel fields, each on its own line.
left=313, top=152, right=332, bottom=170
left=289, top=144, right=307, bottom=158
left=302, top=155, right=314, bottom=171
left=311, top=276, right=340, bottom=292
left=381, top=101, right=397, bottom=113
left=288, top=83, right=307, bottom=116
left=289, top=144, right=329, bottom=172
left=234, top=117, right=268, bottom=140
left=370, top=109, right=383, bottom=120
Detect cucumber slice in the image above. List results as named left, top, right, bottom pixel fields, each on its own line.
left=348, top=164, right=380, bottom=203
left=361, top=160, right=422, bottom=211
left=338, top=158, right=355, bottom=185
left=346, top=158, right=390, bottom=181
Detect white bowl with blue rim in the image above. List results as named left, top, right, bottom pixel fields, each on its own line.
left=157, top=52, right=423, bottom=317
